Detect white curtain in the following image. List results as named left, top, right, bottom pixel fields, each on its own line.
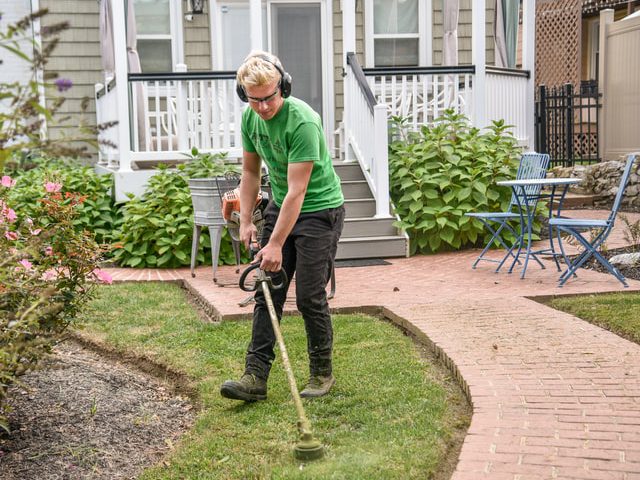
left=373, top=0, right=419, bottom=66
left=494, top=0, right=519, bottom=68
left=99, top=0, right=115, bottom=80
left=126, top=0, right=147, bottom=150
left=443, top=0, right=459, bottom=66
left=503, top=0, right=519, bottom=68
left=494, top=0, right=508, bottom=67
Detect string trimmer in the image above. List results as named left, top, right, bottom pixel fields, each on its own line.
left=239, top=257, right=325, bottom=461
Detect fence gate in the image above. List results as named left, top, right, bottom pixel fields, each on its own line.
left=535, top=81, right=602, bottom=168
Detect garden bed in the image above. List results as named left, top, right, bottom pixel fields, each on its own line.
left=0, top=340, right=195, bottom=480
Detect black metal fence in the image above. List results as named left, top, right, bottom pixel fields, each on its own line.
left=535, top=81, right=602, bottom=168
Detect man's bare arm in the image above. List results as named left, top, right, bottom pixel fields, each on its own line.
left=239, top=150, right=262, bottom=248
left=257, top=161, right=313, bottom=271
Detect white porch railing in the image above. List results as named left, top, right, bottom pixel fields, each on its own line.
left=128, top=66, right=245, bottom=163
left=96, top=66, right=247, bottom=169
left=364, top=65, right=475, bottom=131
left=344, top=53, right=390, bottom=218
left=486, top=66, right=530, bottom=143
left=95, top=77, right=119, bottom=168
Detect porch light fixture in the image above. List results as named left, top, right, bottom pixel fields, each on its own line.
left=189, top=0, right=204, bottom=14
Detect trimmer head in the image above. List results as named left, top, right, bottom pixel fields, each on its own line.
left=293, top=436, right=324, bottom=461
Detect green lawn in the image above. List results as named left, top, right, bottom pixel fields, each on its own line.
left=546, top=292, right=640, bottom=344
left=77, top=282, right=470, bottom=479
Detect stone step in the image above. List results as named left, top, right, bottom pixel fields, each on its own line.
left=342, top=216, right=399, bottom=238
left=341, top=180, right=373, bottom=199
left=344, top=198, right=376, bottom=218
left=336, top=235, right=408, bottom=260
left=551, top=192, right=596, bottom=209
left=333, top=161, right=366, bottom=181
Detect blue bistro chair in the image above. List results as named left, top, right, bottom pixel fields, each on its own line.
left=466, top=152, right=550, bottom=271
left=551, top=153, right=638, bottom=287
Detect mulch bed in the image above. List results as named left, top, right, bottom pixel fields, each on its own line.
left=580, top=245, right=640, bottom=282
left=0, top=340, right=195, bottom=480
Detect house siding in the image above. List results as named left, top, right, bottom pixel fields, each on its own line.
left=332, top=1, right=496, bottom=129
left=431, top=0, right=495, bottom=66
left=332, top=0, right=365, bottom=127
left=40, top=0, right=101, bottom=145
left=183, top=1, right=211, bottom=71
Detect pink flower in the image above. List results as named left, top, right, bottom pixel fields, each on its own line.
left=5, top=208, right=17, bottom=223
left=5, top=231, right=18, bottom=241
left=30, top=228, right=42, bottom=236
left=1, top=176, right=16, bottom=188
left=18, top=259, right=33, bottom=270
left=44, top=182, right=62, bottom=193
left=43, top=269, right=57, bottom=281
left=93, top=269, right=113, bottom=284
left=44, top=246, right=53, bottom=256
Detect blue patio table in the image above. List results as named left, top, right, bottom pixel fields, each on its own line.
left=496, top=177, right=582, bottom=279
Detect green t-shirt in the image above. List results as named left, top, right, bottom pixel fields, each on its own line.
left=241, top=97, right=344, bottom=213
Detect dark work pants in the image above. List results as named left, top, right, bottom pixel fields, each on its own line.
left=245, top=202, right=345, bottom=381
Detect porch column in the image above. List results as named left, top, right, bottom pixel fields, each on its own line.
left=112, top=0, right=132, bottom=172
left=522, top=0, right=535, bottom=149
left=598, top=9, right=614, bottom=161
left=471, top=1, right=486, bottom=129
left=341, top=0, right=356, bottom=69
left=341, top=0, right=356, bottom=161
left=249, top=0, right=263, bottom=51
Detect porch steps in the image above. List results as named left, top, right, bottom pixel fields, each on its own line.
left=335, top=161, right=408, bottom=260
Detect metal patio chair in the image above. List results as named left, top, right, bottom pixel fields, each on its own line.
left=551, top=153, right=638, bottom=287
left=466, top=152, right=550, bottom=271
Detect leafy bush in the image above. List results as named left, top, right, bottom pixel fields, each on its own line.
left=389, top=110, right=525, bottom=254
left=6, top=158, right=121, bottom=244
left=0, top=10, right=114, bottom=430
left=1, top=176, right=109, bottom=431
left=112, top=149, right=244, bottom=268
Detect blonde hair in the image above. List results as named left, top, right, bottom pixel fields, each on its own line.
left=236, top=51, right=283, bottom=89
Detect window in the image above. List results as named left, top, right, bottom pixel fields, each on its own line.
left=134, top=0, right=175, bottom=72
left=368, top=0, right=420, bottom=67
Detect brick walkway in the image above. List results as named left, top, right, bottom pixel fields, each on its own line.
left=105, top=210, right=640, bottom=479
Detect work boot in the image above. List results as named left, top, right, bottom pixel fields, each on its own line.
left=300, top=374, right=335, bottom=398
left=220, top=373, right=267, bottom=402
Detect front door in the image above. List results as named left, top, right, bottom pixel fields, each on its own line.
left=214, top=0, right=333, bottom=143
left=268, top=2, right=324, bottom=120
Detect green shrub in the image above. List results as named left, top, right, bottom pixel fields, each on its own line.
left=1, top=10, right=111, bottom=431
left=1, top=175, right=109, bottom=431
left=112, top=149, right=244, bottom=268
left=389, top=110, right=525, bottom=254
left=6, top=158, right=121, bottom=244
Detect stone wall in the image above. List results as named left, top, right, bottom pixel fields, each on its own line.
left=550, top=158, right=640, bottom=210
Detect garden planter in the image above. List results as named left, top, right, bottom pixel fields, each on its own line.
left=188, top=177, right=241, bottom=281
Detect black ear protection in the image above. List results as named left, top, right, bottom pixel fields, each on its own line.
left=236, top=54, right=292, bottom=102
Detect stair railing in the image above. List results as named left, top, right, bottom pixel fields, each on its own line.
left=344, top=52, right=390, bottom=218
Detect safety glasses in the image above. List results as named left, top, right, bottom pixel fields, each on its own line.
left=246, top=86, right=280, bottom=105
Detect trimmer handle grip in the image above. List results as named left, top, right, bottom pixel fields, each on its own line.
left=238, top=262, right=288, bottom=292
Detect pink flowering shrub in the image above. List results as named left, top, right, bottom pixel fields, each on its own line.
left=0, top=176, right=109, bottom=432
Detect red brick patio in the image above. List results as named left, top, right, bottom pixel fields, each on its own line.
left=105, top=210, right=640, bottom=479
